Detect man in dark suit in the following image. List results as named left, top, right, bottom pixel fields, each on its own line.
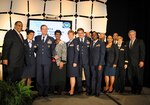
left=35, top=25, right=55, bottom=97
left=126, top=30, right=145, bottom=94
left=2, top=21, right=24, bottom=82
left=113, top=32, right=119, bottom=45
left=90, top=31, right=105, bottom=97
left=76, top=28, right=91, bottom=95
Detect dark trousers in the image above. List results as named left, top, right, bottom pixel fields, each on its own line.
left=91, top=65, right=103, bottom=94
left=128, top=64, right=144, bottom=93
left=115, top=67, right=126, bottom=92
left=77, top=64, right=90, bottom=93
left=37, top=64, right=51, bottom=96
left=6, top=65, right=23, bottom=82
left=2, top=65, right=8, bottom=81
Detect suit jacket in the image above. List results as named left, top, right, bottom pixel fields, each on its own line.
left=90, top=40, right=106, bottom=66
left=2, top=29, right=24, bottom=67
left=105, top=43, right=119, bottom=66
left=67, top=39, right=79, bottom=64
left=126, top=39, right=145, bottom=66
left=23, top=40, right=36, bottom=66
left=117, top=42, right=128, bottom=67
left=75, top=37, right=91, bottom=65
left=35, top=35, right=55, bottom=65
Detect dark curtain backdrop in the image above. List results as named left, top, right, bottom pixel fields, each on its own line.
left=106, top=0, right=150, bottom=87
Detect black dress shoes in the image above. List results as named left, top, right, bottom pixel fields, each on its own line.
left=103, top=89, right=109, bottom=94
left=65, top=92, right=74, bottom=96
left=43, top=95, right=48, bottom=97
left=108, top=90, right=113, bottom=93
left=95, top=93, right=100, bottom=97
left=91, top=93, right=95, bottom=96
left=86, top=92, right=90, bottom=96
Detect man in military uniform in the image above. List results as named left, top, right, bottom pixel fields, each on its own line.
left=35, top=25, right=55, bottom=97
left=76, top=28, right=91, bottom=95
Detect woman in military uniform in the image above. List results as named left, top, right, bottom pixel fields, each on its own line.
left=22, top=30, right=36, bottom=86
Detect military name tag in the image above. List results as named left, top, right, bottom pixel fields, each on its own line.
left=86, top=40, right=90, bottom=45
left=120, top=48, right=124, bottom=51
left=70, top=44, right=74, bottom=47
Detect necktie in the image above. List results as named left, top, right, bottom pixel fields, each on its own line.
left=93, top=41, right=96, bottom=47
left=129, top=40, right=133, bottom=48
left=42, top=37, right=45, bottom=43
left=81, top=38, right=83, bottom=43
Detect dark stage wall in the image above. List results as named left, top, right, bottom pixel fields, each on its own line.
left=106, top=0, right=150, bottom=87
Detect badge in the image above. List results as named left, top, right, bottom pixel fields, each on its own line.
left=48, top=45, right=51, bottom=48
left=96, top=44, right=100, bottom=47
left=47, top=39, right=52, bottom=44
left=24, top=43, right=27, bottom=46
left=34, top=45, right=37, bottom=48
left=86, top=40, right=90, bottom=45
left=77, top=45, right=79, bottom=51
left=120, top=48, right=124, bottom=51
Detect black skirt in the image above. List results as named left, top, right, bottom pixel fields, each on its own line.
left=67, top=64, right=79, bottom=77
left=50, top=62, right=66, bottom=92
left=22, top=64, right=36, bottom=78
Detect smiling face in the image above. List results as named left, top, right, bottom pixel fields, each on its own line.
left=113, top=33, right=118, bottom=40
left=14, top=22, right=23, bottom=32
left=128, top=30, right=136, bottom=41
left=27, top=32, right=34, bottom=40
left=99, top=33, right=105, bottom=40
left=107, top=35, right=113, bottom=43
left=68, top=32, right=74, bottom=40
left=41, top=25, right=48, bottom=35
left=117, top=36, right=123, bottom=45
left=92, top=32, right=98, bottom=41
left=78, top=30, right=84, bottom=38
left=55, top=32, right=61, bottom=40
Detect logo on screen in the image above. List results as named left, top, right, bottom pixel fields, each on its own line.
left=63, top=22, right=71, bottom=28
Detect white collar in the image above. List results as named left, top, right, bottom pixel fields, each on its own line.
left=79, top=37, right=85, bottom=42
left=27, top=39, right=32, bottom=43
left=41, top=35, right=48, bottom=39
left=93, top=39, right=98, bottom=43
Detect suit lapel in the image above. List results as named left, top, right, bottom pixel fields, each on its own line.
left=25, top=40, right=30, bottom=48
left=129, top=39, right=137, bottom=49
left=45, top=36, right=49, bottom=44
left=13, top=29, right=24, bottom=44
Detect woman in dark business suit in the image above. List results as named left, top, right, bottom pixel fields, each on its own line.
left=104, top=35, right=119, bottom=93
left=66, top=30, right=79, bottom=96
left=22, top=30, right=36, bottom=86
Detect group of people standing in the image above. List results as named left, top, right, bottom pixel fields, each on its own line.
left=2, top=21, right=145, bottom=98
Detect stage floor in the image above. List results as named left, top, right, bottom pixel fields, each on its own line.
left=32, top=87, right=150, bottom=105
